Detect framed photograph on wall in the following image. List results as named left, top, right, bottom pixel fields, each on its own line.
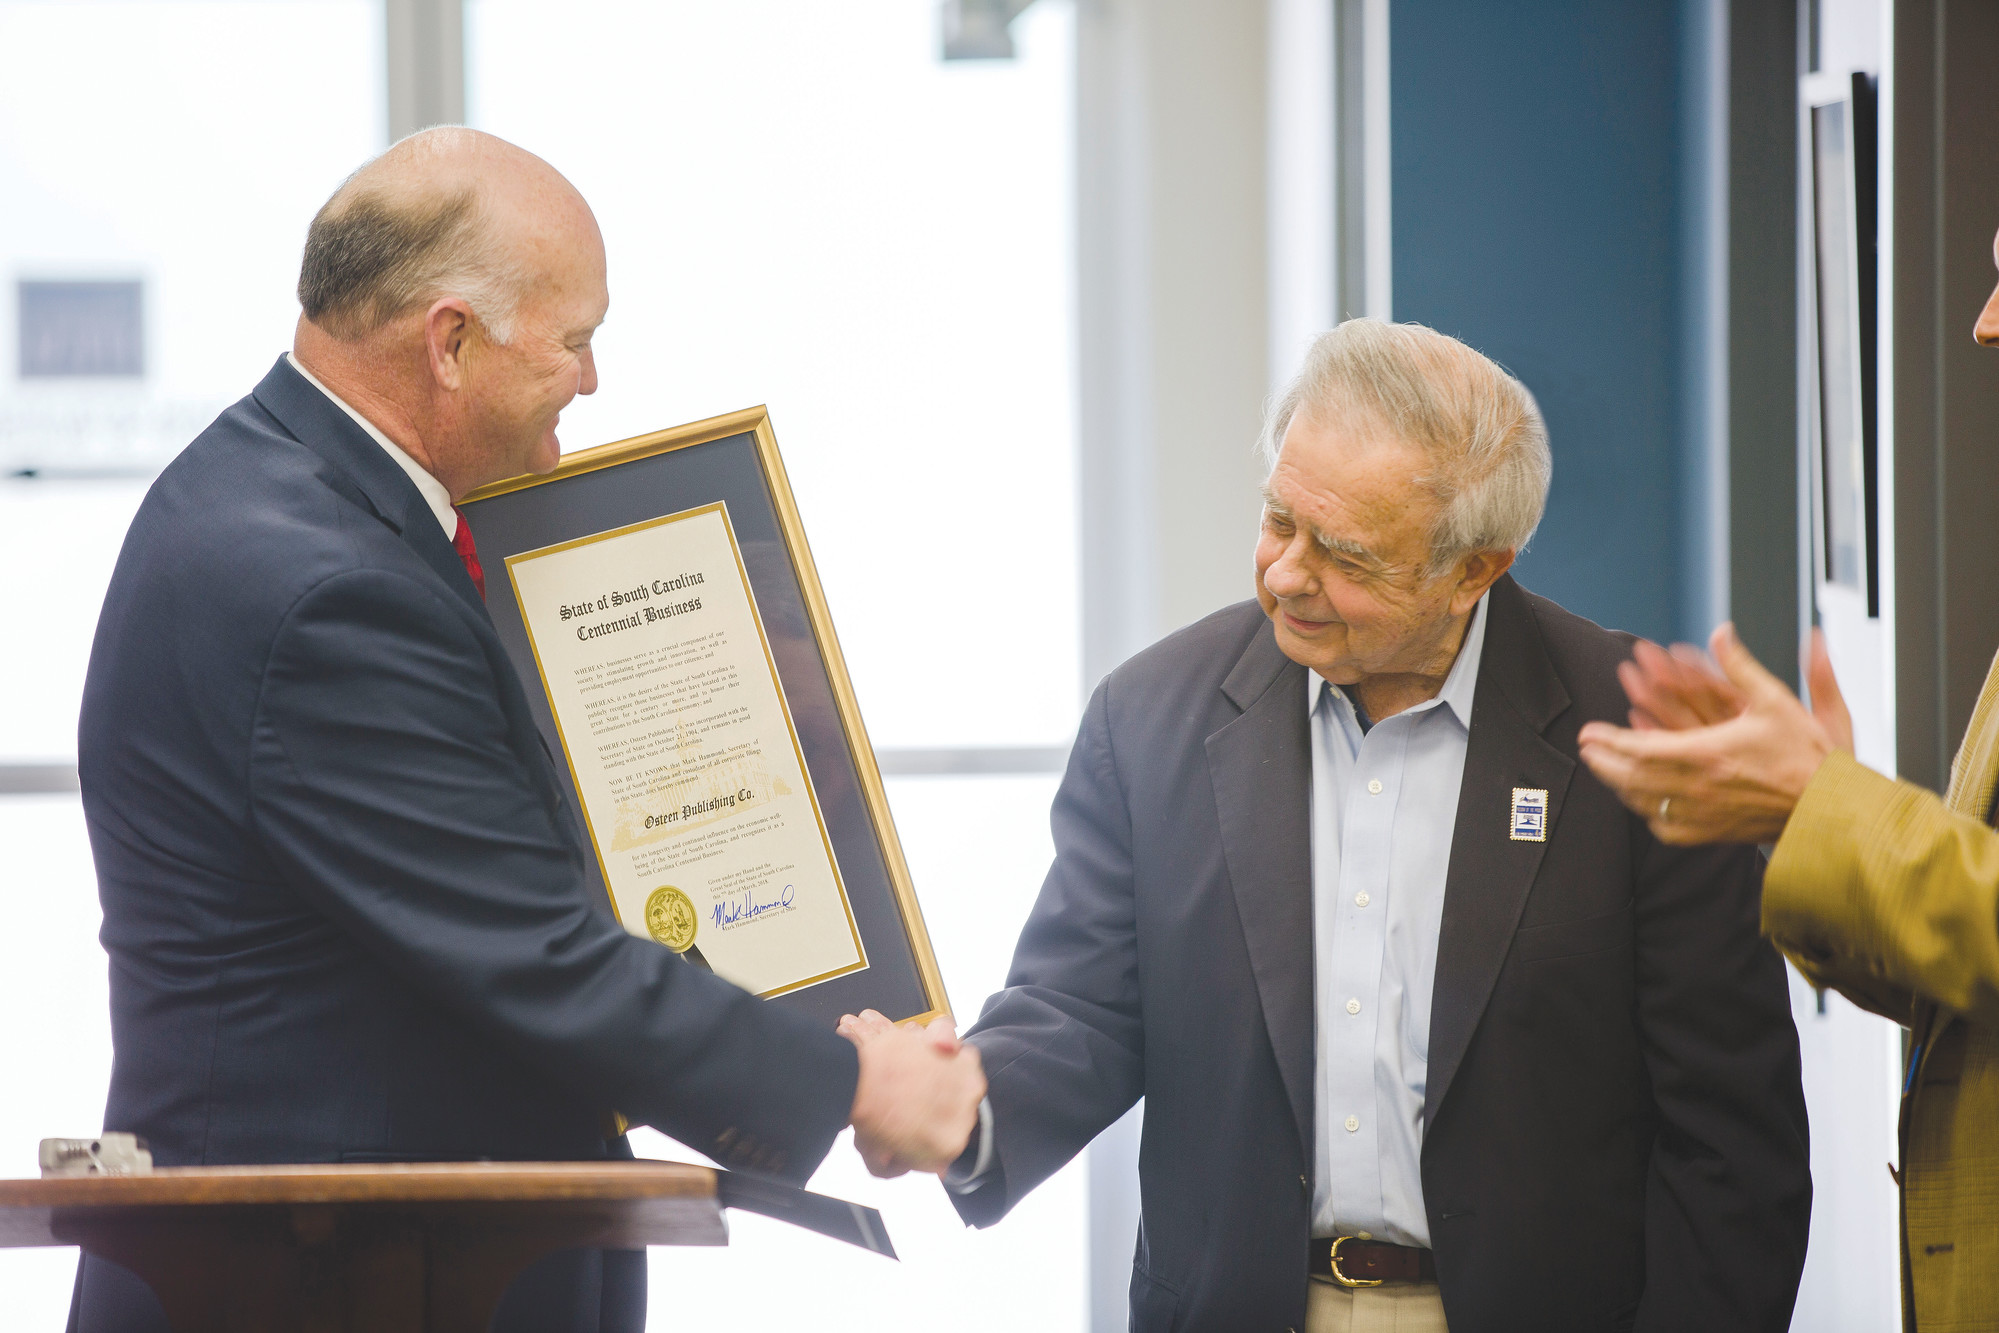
left=1804, top=69, right=1880, bottom=617
left=459, top=407, right=949, bottom=1028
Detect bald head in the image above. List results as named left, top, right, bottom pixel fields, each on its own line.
left=291, top=129, right=608, bottom=499
left=298, top=128, right=593, bottom=344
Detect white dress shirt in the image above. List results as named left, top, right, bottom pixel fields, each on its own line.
left=286, top=352, right=457, bottom=540
left=1309, top=592, right=1487, bottom=1246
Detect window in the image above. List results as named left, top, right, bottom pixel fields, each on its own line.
left=465, top=0, right=1087, bottom=1327
left=3, top=2, right=1082, bottom=1328
left=467, top=0, right=1081, bottom=752
left=17, top=281, right=144, bottom=378
left=467, top=3, right=1084, bottom=1324
left=0, top=2, right=379, bottom=1323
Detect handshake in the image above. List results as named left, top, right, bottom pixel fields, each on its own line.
left=838, top=1009, right=986, bottom=1179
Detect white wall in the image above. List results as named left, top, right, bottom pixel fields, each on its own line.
left=1788, top=2, right=1902, bottom=1329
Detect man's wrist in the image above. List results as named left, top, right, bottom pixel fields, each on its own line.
left=942, top=1096, right=995, bottom=1192
left=1782, top=731, right=1838, bottom=813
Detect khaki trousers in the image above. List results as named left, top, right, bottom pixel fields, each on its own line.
left=1305, top=1277, right=1449, bottom=1333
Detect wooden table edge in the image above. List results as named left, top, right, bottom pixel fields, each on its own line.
left=0, top=1161, right=720, bottom=1211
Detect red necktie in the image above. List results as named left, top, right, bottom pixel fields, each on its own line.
left=451, top=507, right=487, bottom=600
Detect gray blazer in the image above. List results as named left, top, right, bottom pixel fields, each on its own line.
left=953, top=577, right=1810, bottom=1333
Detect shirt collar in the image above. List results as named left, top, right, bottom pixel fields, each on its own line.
left=1308, top=591, right=1491, bottom=730
left=286, top=352, right=458, bottom=540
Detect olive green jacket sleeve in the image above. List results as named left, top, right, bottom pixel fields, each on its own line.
left=1764, top=749, right=1999, bottom=1024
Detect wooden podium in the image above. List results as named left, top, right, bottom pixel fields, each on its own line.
left=0, top=1161, right=731, bottom=1332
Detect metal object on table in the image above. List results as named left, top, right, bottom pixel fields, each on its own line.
left=39, top=1134, right=153, bottom=1178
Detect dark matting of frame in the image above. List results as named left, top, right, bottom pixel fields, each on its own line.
left=460, top=408, right=946, bottom=1027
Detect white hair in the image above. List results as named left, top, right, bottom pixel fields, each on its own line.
left=1260, top=318, right=1552, bottom=574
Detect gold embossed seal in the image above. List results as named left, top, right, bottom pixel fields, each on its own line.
left=644, top=886, right=699, bottom=952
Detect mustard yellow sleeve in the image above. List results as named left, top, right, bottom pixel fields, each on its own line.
left=1774, top=942, right=1916, bottom=1026
left=1764, top=749, right=1999, bottom=1023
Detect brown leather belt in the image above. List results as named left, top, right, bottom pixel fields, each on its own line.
left=1310, top=1236, right=1437, bottom=1288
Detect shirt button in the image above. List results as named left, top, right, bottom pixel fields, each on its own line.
left=1355, top=892, right=1370, bottom=908
left=1346, top=997, right=1361, bottom=1015
left=1357, top=1230, right=1373, bottom=1240
left=1367, top=778, right=1383, bottom=795
left=1344, top=1115, right=1360, bottom=1133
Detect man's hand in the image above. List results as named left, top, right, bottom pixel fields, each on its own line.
left=1577, top=623, right=1854, bottom=845
left=839, top=1009, right=984, bottom=1179
left=1617, top=637, right=1746, bottom=730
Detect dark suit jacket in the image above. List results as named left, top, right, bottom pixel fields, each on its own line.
left=70, top=357, right=858, bottom=1332
left=953, top=579, right=1811, bottom=1332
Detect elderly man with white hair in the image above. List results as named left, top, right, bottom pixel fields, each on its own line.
left=888, top=319, right=1813, bottom=1331
left=72, top=128, right=983, bottom=1332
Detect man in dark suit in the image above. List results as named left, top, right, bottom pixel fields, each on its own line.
left=855, top=320, right=1811, bottom=1330
left=72, top=128, right=982, bottom=1332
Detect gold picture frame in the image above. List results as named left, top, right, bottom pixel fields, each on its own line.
left=461, top=407, right=949, bottom=1027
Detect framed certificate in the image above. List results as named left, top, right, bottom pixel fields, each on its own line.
left=459, top=408, right=948, bottom=1026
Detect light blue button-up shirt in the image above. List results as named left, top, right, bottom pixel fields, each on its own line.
left=1309, top=593, right=1487, bottom=1246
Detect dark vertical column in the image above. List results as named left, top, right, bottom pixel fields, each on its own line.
left=1727, top=0, right=1802, bottom=681
left=1934, top=2, right=1999, bottom=763
left=1890, top=0, right=1943, bottom=788
left=1889, top=0, right=1999, bottom=790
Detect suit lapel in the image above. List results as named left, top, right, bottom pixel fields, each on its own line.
left=1925, top=648, right=1999, bottom=1073
left=250, top=355, right=490, bottom=620
left=251, top=356, right=578, bottom=855
left=1944, top=645, right=1999, bottom=820
left=402, top=508, right=490, bottom=620
left=1424, top=577, right=1575, bottom=1129
left=1207, top=624, right=1316, bottom=1157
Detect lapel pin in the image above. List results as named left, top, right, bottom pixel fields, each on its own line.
left=1510, top=787, right=1549, bottom=842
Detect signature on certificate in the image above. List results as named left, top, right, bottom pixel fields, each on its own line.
left=713, top=883, right=797, bottom=928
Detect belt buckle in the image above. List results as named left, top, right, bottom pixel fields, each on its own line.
left=1328, top=1235, right=1384, bottom=1289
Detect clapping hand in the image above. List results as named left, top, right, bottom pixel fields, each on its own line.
left=1578, top=624, right=1854, bottom=845
left=839, top=1009, right=984, bottom=1179
left=1615, top=635, right=1748, bottom=730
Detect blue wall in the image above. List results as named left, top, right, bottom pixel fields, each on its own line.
left=1392, top=0, right=1687, bottom=643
